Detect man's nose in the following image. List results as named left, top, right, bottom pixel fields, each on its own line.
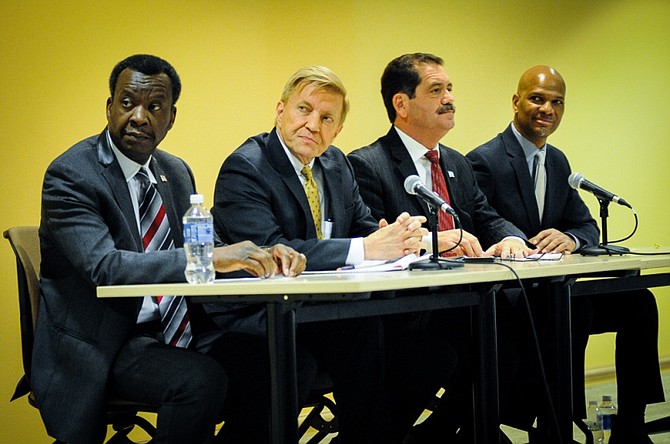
left=539, top=100, right=554, bottom=114
left=130, top=106, right=148, bottom=125
left=305, top=112, right=320, bottom=132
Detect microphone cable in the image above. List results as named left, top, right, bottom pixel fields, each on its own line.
left=469, top=259, right=564, bottom=442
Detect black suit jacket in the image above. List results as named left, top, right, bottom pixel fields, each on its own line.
left=212, top=129, right=378, bottom=271
left=34, top=129, right=200, bottom=443
left=348, top=127, right=525, bottom=249
left=466, top=124, right=599, bottom=248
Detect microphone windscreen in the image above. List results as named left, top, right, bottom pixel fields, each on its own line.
left=404, top=175, right=422, bottom=195
left=568, top=172, right=584, bottom=190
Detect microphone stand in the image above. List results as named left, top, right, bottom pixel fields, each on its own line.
left=580, top=198, right=630, bottom=256
left=409, top=204, right=464, bottom=270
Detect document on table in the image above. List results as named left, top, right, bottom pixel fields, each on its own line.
left=500, top=252, right=564, bottom=262
left=303, top=253, right=431, bottom=274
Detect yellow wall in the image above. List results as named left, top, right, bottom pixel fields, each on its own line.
left=1, top=0, right=668, bottom=440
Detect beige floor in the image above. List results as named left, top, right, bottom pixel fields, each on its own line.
left=299, top=370, right=670, bottom=443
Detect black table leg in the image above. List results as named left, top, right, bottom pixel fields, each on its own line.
left=474, top=285, right=500, bottom=443
left=267, top=301, right=299, bottom=444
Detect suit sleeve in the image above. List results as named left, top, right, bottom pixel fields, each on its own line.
left=41, top=156, right=187, bottom=287
left=212, top=151, right=353, bottom=270
left=347, top=150, right=388, bottom=223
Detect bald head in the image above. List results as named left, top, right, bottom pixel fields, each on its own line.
left=512, top=65, right=566, bottom=147
left=517, top=65, right=565, bottom=95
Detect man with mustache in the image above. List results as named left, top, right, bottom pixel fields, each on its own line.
left=465, top=65, right=663, bottom=443
left=348, top=53, right=534, bottom=442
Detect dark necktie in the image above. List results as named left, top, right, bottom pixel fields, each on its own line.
left=136, top=168, right=192, bottom=348
left=424, top=149, right=454, bottom=231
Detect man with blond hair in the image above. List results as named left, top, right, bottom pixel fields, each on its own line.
left=211, top=65, right=428, bottom=443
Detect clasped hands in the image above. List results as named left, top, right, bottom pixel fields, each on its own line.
left=212, top=241, right=306, bottom=278
left=363, top=212, right=428, bottom=259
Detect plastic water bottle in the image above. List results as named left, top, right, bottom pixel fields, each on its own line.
left=586, top=400, right=604, bottom=443
left=599, top=395, right=618, bottom=443
left=182, top=194, right=215, bottom=284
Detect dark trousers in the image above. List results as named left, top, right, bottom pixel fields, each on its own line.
left=110, top=329, right=301, bottom=444
left=299, top=316, right=386, bottom=444
left=572, top=289, right=664, bottom=419
left=382, top=309, right=459, bottom=443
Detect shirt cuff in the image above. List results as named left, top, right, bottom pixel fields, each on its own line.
left=346, top=237, right=365, bottom=265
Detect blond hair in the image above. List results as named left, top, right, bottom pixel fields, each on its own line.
left=280, top=65, right=350, bottom=124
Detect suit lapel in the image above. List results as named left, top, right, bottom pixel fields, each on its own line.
left=150, top=157, right=184, bottom=248
left=384, top=129, right=430, bottom=216
left=502, top=127, right=542, bottom=232
left=264, top=129, right=317, bottom=238
left=97, top=130, right=143, bottom=251
left=317, top=152, right=342, bottom=223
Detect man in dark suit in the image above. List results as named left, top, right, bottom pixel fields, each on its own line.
left=466, top=65, right=663, bottom=443
left=212, top=65, right=427, bottom=443
left=33, top=54, right=307, bottom=444
left=347, top=53, right=534, bottom=442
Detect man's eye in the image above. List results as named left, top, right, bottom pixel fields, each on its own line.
left=323, top=116, right=334, bottom=124
left=121, top=99, right=132, bottom=108
left=150, top=103, right=162, bottom=112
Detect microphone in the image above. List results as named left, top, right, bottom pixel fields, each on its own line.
left=568, top=172, right=632, bottom=208
left=404, top=175, right=457, bottom=216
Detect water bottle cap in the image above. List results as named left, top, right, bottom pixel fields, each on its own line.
left=190, top=194, right=204, bottom=204
left=588, top=400, right=598, bottom=405
left=602, top=395, right=612, bottom=401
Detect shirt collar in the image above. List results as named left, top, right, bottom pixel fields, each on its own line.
left=107, top=131, right=155, bottom=183
left=394, top=126, right=440, bottom=162
left=510, top=122, right=546, bottom=163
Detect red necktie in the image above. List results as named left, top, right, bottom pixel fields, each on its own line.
left=137, top=168, right=192, bottom=348
left=424, top=150, right=454, bottom=231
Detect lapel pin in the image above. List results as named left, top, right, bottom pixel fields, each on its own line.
left=160, top=175, right=168, bottom=183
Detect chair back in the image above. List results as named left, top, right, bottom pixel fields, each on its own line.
left=4, top=226, right=40, bottom=390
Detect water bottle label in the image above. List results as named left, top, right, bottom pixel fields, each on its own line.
left=183, top=223, right=214, bottom=243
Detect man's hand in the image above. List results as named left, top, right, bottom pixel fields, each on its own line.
left=436, top=229, right=484, bottom=257
left=212, top=241, right=279, bottom=278
left=485, top=238, right=536, bottom=259
left=529, top=229, right=576, bottom=254
left=268, top=244, right=306, bottom=277
left=365, top=212, right=428, bottom=259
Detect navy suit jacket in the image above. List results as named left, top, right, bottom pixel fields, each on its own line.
left=466, top=124, right=599, bottom=248
left=348, top=127, right=525, bottom=249
left=212, top=129, right=378, bottom=271
left=34, top=129, right=200, bottom=443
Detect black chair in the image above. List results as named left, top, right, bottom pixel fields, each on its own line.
left=4, top=226, right=157, bottom=444
left=298, top=371, right=339, bottom=443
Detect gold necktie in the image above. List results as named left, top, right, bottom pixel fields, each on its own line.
left=301, top=165, right=324, bottom=239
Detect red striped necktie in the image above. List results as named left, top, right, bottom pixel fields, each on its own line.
left=424, top=149, right=454, bottom=231
left=137, top=168, right=192, bottom=348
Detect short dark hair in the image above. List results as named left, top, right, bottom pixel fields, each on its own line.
left=109, top=54, right=181, bottom=104
left=380, top=53, right=444, bottom=123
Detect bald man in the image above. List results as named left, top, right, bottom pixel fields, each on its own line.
left=465, top=65, right=663, bottom=443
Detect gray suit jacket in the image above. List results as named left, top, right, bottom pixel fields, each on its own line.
left=33, top=129, right=198, bottom=443
left=348, top=127, right=525, bottom=249
left=212, top=129, right=378, bottom=271
left=466, top=124, right=599, bottom=248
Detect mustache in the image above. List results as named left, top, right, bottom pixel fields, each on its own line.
left=438, top=103, right=456, bottom=113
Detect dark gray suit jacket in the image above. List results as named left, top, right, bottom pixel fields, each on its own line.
left=212, top=129, right=378, bottom=271
left=348, top=127, right=525, bottom=249
left=34, top=129, right=198, bottom=443
left=466, top=124, right=599, bottom=248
